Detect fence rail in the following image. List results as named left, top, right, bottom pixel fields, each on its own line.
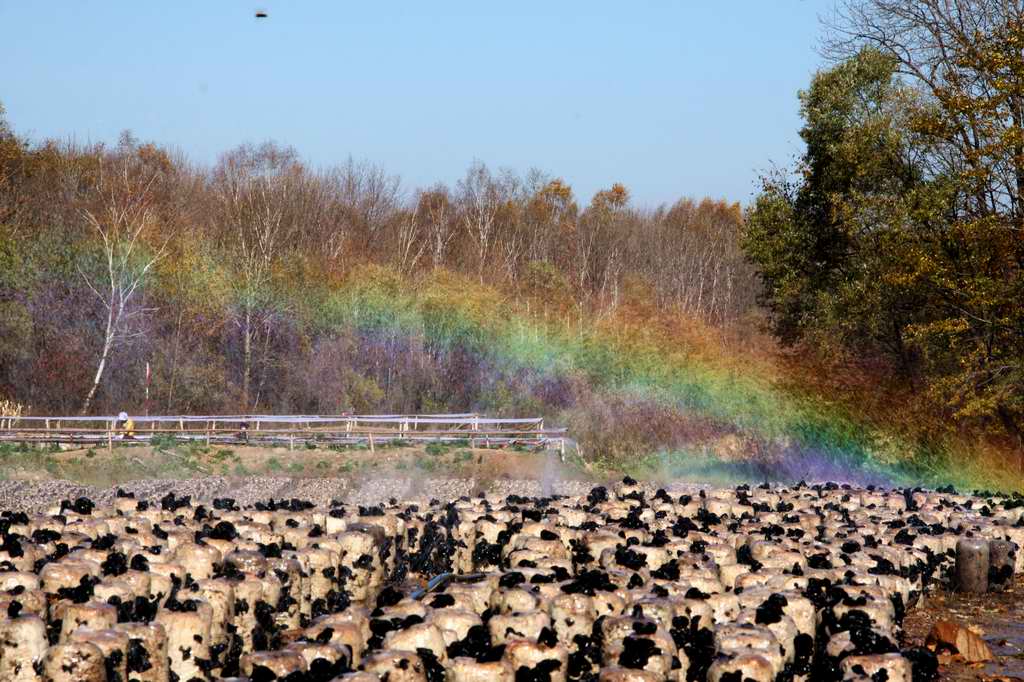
left=0, top=413, right=567, bottom=455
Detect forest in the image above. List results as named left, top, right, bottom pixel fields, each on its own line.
left=0, top=126, right=754, bottom=415
left=1, top=0, right=1022, bottom=487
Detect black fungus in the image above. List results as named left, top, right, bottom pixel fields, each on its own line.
left=618, top=635, right=661, bottom=670
left=754, top=593, right=788, bottom=626
left=447, top=624, right=505, bottom=663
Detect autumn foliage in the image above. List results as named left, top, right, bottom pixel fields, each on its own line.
left=0, top=63, right=1021, bottom=487
left=0, top=112, right=755, bottom=420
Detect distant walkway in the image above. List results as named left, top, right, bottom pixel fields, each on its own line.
left=0, top=412, right=568, bottom=453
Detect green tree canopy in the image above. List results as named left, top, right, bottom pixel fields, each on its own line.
left=746, top=7, right=1024, bottom=447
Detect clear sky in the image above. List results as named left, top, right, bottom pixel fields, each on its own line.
left=0, top=1, right=830, bottom=207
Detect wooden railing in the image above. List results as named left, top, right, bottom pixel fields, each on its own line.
left=0, top=413, right=567, bottom=455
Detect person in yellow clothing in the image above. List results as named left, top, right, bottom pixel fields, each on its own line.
left=117, top=411, right=135, bottom=439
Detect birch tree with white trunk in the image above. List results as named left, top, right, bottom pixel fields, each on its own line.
left=213, top=143, right=303, bottom=410
left=79, top=162, right=167, bottom=414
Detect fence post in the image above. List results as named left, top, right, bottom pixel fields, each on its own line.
left=368, top=432, right=375, bottom=454
left=107, top=422, right=113, bottom=452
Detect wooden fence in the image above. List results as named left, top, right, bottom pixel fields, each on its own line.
left=0, top=413, right=567, bottom=455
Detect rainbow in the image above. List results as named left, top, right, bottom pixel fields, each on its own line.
left=301, top=267, right=1020, bottom=493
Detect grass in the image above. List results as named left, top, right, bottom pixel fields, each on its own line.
left=150, top=434, right=179, bottom=451
left=210, top=449, right=238, bottom=463
left=0, top=442, right=61, bottom=477
left=0, top=439, right=538, bottom=487
left=424, top=440, right=481, bottom=458
left=328, top=443, right=369, bottom=452
left=415, top=457, right=439, bottom=473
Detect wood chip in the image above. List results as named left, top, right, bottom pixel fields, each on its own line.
left=927, top=619, right=993, bottom=663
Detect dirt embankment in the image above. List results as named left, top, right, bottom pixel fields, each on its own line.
left=0, top=440, right=596, bottom=512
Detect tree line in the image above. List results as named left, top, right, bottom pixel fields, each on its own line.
left=0, top=117, right=756, bottom=416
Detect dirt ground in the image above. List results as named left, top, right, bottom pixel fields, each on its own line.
left=904, top=576, right=1024, bottom=681
left=0, top=439, right=587, bottom=488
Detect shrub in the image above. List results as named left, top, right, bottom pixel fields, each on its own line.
left=211, top=449, right=236, bottom=463
left=415, top=457, right=438, bottom=472
left=151, top=434, right=179, bottom=451
left=425, top=442, right=447, bottom=457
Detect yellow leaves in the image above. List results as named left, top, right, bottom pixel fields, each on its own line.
left=540, top=178, right=573, bottom=202
left=591, top=183, right=629, bottom=212
left=341, top=263, right=405, bottom=301
left=157, top=242, right=233, bottom=314
left=520, top=261, right=571, bottom=311
left=525, top=179, right=578, bottom=231
left=421, top=268, right=505, bottom=329
left=134, top=143, right=174, bottom=177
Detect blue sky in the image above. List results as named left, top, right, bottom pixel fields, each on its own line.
left=0, top=1, right=829, bottom=207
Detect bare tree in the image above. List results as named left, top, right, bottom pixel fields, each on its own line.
left=644, top=198, right=753, bottom=323
left=457, top=161, right=505, bottom=282
left=493, top=173, right=528, bottom=283
left=212, top=142, right=304, bottom=410
left=574, top=184, right=629, bottom=297
left=416, top=186, right=457, bottom=269
left=498, top=217, right=527, bottom=283
left=330, top=157, right=402, bottom=257
left=79, top=157, right=168, bottom=414
left=288, top=168, right=346, bottom=262
left=523, top=176, right=577, bottom=264
left=394, top=208, right=428, bottom=276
